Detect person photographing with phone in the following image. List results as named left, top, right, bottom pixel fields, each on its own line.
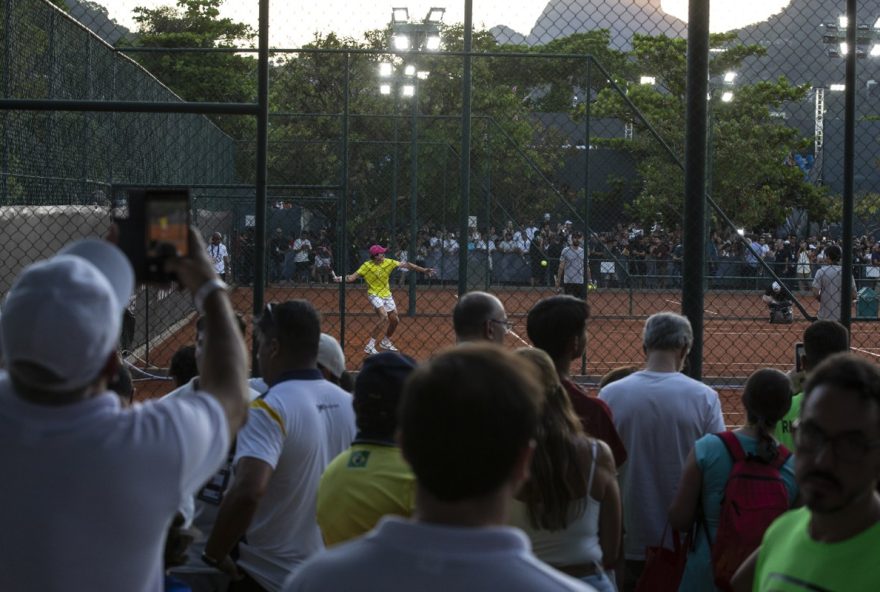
left=335, top=244, right=435, bottom=354
left=0, top=226, right=250, bottom=591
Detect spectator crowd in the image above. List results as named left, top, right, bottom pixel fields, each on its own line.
left=1, top=229, right=879, bottom=592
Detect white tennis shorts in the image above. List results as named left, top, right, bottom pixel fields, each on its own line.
left=368, top=294, right=397, bottom=312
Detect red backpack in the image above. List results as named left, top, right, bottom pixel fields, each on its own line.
left=710, top=431, right=791, bottom=591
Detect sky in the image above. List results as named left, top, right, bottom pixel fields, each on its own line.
left=107, top=0, right=793, bottom=46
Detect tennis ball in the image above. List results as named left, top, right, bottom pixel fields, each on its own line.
left=540, top=260, right=548, bottom=267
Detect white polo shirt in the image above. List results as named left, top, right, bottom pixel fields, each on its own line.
left=282, top=516, right=593, bottom=592
left=234, top=369, right=356, bottom=591
left=0, top=373, right=229, bottom=592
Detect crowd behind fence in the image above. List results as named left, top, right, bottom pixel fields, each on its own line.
left=2, top=0, right=879, bottom=392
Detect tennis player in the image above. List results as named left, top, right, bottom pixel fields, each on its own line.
left=335, top=244, right=435, bottom=354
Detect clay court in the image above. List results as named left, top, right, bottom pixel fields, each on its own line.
left=133, top=285, right=880, bottom=427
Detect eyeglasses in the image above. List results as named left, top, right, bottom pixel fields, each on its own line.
left=259, top=302, right=275, bottom=326
left=489, top=318, right=514, bottom=334
left=793, top=420, right=880, bottom=463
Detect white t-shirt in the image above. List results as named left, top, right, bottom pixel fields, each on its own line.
left=208, top=242, right=228, bottom=274
left=293, top=239, right=311, bottom=263
left=235, top=370, right=356, bottom=591
left=599, top=370, right=724, bottom=560
left=282, top=516, right=593, bottom=592
left=161, top=378, right=261, bottom=576
left=560, top=246, right=586, bottom=284
left=0, top=374, right=229, bottom=592
left=813, top=264, right=856, bottom=321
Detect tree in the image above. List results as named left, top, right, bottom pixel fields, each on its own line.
left=589, top=32, right=832, bottom=231
left=125, top=0, right=256, bottom=104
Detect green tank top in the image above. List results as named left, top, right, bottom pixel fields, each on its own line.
left=755, top=507, right=880, bottom=591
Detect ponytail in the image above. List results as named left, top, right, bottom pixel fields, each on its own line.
left=753, top=416, right=779, bottom=463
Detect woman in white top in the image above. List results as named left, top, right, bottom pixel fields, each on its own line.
left=509, top=348, right=621, bottom=592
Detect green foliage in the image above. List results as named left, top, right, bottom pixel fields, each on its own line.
left=125, top=0, right=257, bottom=105
left=591, top=32, right=827, bottom=231
left=830, top=193, right=880, bottom=236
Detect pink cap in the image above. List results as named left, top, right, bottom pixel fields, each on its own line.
left=369, top=244, right=387, bottom=257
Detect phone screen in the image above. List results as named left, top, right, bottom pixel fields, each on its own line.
left=795, top=342, right=805, bottom=372
left=146, top=195, right=189, bottom=258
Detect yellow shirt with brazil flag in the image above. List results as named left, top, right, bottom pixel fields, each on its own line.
left=356, top=258, right=399, bottom=298
left=316, top=442, right=416, bottom=547
left=754, top=507, right=880, bottom=591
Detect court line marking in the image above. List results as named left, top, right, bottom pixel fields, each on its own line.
left=852, top=346, right=880, bottom=359
left=664, top=298, right=720, bottom=316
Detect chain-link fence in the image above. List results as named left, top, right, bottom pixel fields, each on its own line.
left=3, top=0, right=877, bottom=418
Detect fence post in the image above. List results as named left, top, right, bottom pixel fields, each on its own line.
left=484, top=122, right=491, bottom=291
left=682, top=0, right=710, bottom=380
left=339, top=53, right=351, bottom=347
left=457, top=0, right=474, bottom=297
left=582, top=57, right=593, bottom=376
left=1, top=0, right=10, bottom=200
left=840, top=0, right=857, bottom=329
left=407, top=79, right=418, bottom=316
left=252, top=0, right=270, bottom=353
left=390, top=99, right=399, bottom=255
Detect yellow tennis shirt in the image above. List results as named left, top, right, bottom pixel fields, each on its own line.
left=355, top=258, right=399, bottom=298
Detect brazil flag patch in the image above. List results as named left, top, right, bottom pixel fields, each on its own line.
left=348, top=450, right=371, bottom=468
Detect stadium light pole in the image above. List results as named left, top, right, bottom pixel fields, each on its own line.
left=706, top=71, right=736, bottom=290
left=383, top=7, right=444, bottom=316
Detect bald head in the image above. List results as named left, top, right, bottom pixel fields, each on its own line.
left=453, top=291, right=508, bottom=344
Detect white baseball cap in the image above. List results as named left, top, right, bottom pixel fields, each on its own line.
left=317, top=333, right=346, bottom=379
left=1, top=239, right=135, bottom=392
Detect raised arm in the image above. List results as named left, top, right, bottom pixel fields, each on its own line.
left=399, top=261, right=435, bottom=276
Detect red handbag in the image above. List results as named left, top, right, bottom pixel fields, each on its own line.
left=635, top=523, right=691, bottom=592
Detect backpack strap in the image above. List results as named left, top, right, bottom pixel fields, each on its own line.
left=772, top=444, right=792, bottom=469
left=715, top=431, right=746, bottom=462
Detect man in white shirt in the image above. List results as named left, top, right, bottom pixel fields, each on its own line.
left=813, top=244, right=856, bottom=321
left=291, top=232, right=312, bottom=284
left=0, top=232, right=250, bottom=592
left=599, top=312, right=724, bottom=591
left=283, top=344, right=593, bottom=592
left=204, top=300, right=356, bottom=591
left=208, top=231, right=230, bottom=282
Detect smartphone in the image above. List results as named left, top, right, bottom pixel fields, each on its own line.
left=114, top=187, right=191, bottom=283
left=795, top=342, right=805, bottom=373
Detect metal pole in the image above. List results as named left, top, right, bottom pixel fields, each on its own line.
left=682, top=0, right=710, bottom=380
left=457, top=0, right=474, bottom=296
left=391, top=97, right=399, bottom=255
left=253, top=0, right=269, bottom=335
left=407, top=79, right=418, bottom=316
left=581, top=58, right=593, bottom=376
left=841, top=0, right=856, bottom=328
left=484, top=123, right=491, bottom=290
left=2, top=0, right=10, bottom=200
left=339, top=53, right=351, bottom=346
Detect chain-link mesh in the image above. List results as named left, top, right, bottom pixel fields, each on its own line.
left=4, top=0, right=876, bottom=421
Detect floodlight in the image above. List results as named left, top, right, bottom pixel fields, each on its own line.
left=401, top=84, right=415, bottom=98
left=392, top=7, right=409, bottom=23
left=721, top=91, right=734, bottom=102
left=874, top=17, right=880, bottom=29
left=426, top=7, right=446, bottom=23
left=840, top=42, right=849, bottom=55
left=378, top=62, right=394, bottom=78
left=737, top=228, right=745, bottom=236
left=723, top=71, right=737, bottom=83
left=425, top=35, right=442, bottom=51
left=417, top=70, right=430, bottom=80
left=872, top=44, right=880, bottom=57
left=403, top=64, right=416, bottom=77
left=380, top=83, right=392, bottom=95
left=392, top=34, right=411, bottom=51
left=640, top=76, right=656, bottom=85
left=830, top=83, right=846, bottom=91
left=839, top=15, right=848, bottom=28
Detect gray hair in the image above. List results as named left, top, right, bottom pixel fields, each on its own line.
left=643, top=312, right=693, bottom=352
